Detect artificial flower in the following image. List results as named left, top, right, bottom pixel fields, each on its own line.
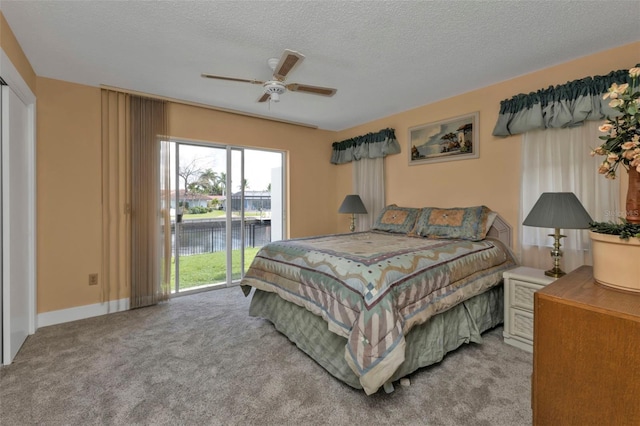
left=593, top=68, right=640, bottom=178
left=603, top=82, right=629, bottom=99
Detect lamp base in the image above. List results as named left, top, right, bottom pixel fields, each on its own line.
left=544, top=267, right=566, bottom=278
left=546, top=229, right=566, bottom=278
left=349, top=214, right=356, bottom=232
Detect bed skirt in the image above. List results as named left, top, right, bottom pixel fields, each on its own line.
left=249, top=284, right=504, bottom=391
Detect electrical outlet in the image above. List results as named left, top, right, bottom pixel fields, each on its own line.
left=89, top=273, right=99, bottom=286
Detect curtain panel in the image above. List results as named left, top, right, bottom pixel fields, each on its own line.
left=520, top=121, right=620, bottom=273
left=330, top=128, right=401, bottom=164
left=101, top=90, right=171, bottom=310
left=353, top=157, right=385, bottom=231
left=493, top=66, right=637, bottom=137
left=101, top=90, right=131, bottom=307
left=129, top=96, right=171, bottom=308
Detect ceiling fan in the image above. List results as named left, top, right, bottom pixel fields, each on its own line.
left=201, top=49, right=337, bottom=103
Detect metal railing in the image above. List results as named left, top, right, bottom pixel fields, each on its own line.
left=171, top=219, right=271, bottom=256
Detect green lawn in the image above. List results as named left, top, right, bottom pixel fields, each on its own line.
left=182, top=211, right=225, bottom=220
left=170, top=247, right=261, bottom=290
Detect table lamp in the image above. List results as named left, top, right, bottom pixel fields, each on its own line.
left=338, top=194, right=368, bottom=232
left=522, top=192, right=592, bottom=277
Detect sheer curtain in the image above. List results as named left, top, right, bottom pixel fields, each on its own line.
left=129, top=95, right=171, bottom=308
left=102, top=90, right=170, bottom=310
left=101, top=90, right=130, bottom=306
left=353, top=157, right=385, bottom=231
left=520, top=121, right=619, bottom=273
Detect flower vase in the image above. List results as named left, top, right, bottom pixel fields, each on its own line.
left=590, top=231, right=640, bottom=293
left=627, top=166, right=640, bottom=224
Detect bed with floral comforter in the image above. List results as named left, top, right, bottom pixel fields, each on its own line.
left=241, top=222, right=516, bottom=394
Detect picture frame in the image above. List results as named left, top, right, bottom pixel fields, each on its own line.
left=408, top=111, right=479, bottom=165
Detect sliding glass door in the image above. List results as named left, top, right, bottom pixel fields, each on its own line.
left=169, top=141, right=284, bottom=294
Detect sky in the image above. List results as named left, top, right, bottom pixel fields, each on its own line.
left=169, top=142, right=282, bottom=193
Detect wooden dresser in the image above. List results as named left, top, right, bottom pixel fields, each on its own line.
left=532, top=265, right=640, bottom=425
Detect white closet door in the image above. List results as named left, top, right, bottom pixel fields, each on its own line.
left=2, top=85, right=30, bottom=364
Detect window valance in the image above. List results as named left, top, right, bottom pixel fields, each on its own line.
left=330, top=128, right=401, bottom=164
left=492, top=65, right=637, bottom=137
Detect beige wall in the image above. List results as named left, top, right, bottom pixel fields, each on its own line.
left=36, top=79, right=337, bottom=313
left=0, top=12, right=36, bottom=93
left=37, top=78, right=103, bottom=312
left=333, top=41, right=640, bottom=256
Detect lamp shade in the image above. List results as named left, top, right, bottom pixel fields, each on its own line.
left=523, top=192, right=592, bottom=229
left=338, top=194, right=368, bottom=214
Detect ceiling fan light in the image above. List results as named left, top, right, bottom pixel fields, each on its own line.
left=267, top=57, right=280, bottom=71
left=263, top=81, right=286, bottom=103
left=264, top=81, right=285, bottom=93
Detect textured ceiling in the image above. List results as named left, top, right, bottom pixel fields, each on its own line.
left=1, top=1, right=639, bottom=131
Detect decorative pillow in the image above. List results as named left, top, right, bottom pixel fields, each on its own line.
left=409, top=205, right=497, bottom=241
left=372, top=204, right=420, bottom=234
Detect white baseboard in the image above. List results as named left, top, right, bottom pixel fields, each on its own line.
left=37, top=298, right=129, bottom=328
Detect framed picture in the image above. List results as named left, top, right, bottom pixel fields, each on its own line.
left=408, top=112, right=479, bottom=165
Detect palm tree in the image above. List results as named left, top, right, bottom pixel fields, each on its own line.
left=198, top=169, right=219, bottom=195
left=218, top=172, right=227, bottom=197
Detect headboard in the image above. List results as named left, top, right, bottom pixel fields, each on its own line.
left=487, top=214, right=512, bottom=249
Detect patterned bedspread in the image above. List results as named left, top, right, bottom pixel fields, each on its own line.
left=241, top=231, right=517, bottom=394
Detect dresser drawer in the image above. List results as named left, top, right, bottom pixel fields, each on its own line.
left=510, top=279, right=543, bottom=312
left=509, top=307, right=534, bottom=341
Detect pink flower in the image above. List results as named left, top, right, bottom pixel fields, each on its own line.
left=603, top=82, right=629, bottom=99
left=595, top=75, right=639, bottom=179
left=609, top=99, right=624, bottom=108
left=599, top=123, right=613, bottom=133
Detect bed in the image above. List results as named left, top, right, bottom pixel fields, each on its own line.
left=240, top=205, right=517, bottom=395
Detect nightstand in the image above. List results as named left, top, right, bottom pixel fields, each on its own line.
left=502, top=266, right=556, bottom=352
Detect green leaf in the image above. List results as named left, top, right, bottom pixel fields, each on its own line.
left=590, top=220, right=640, bottom=241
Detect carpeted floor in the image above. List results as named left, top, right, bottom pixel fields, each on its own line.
left=0, top=287, right=533, bottom=425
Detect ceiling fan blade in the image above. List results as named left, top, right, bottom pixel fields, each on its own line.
left=201, top=74, right=264, bottom=84
left=286, top=83, right=337, bottom=97
left=257, top=93, right=270, bottom=103
left=273, top=49, right=305, bottom=80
